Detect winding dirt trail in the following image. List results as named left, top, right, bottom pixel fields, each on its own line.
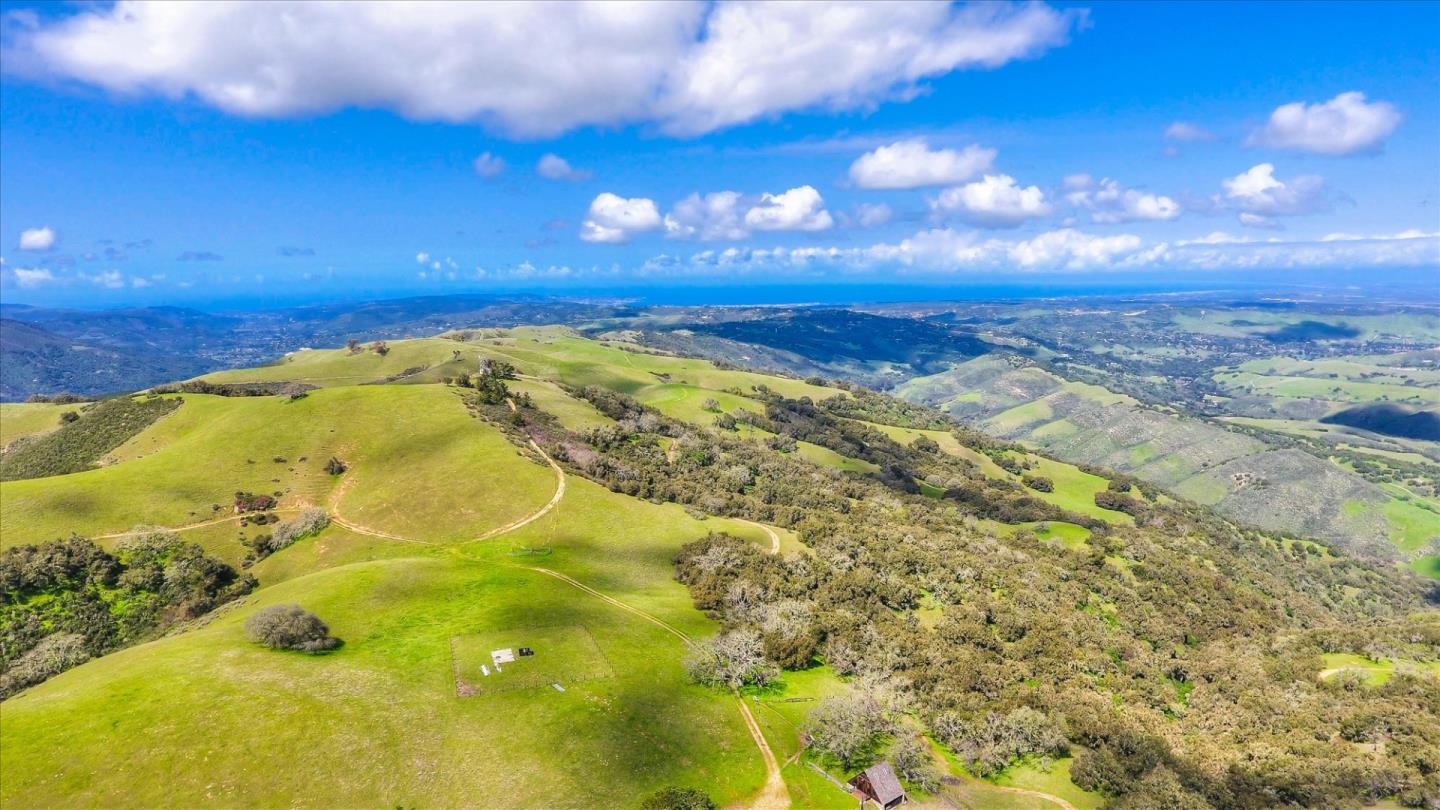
left=736, top=518, right=781, bottom=554
left=473, top=439, right=566, bottom=542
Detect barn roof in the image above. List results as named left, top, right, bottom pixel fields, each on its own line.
left=861, top=761, right=905, bottom=804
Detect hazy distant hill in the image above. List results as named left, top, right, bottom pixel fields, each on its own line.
left=0, top=318, right=211, bottom=400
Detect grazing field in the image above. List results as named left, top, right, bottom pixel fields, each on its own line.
left=0, top=385, right=555, bottom=547
left=0, top=557, right=765, bottom=808
left=0, top=402, right=69, bottom=447
left=451, top=625, right=614, bottom=696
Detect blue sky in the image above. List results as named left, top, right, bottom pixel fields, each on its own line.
left=1, top=1, right=1436, bottom=307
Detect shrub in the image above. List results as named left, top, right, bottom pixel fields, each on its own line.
left=244, top=604, right=341, bottom=653
left=700, top=397, right=721, bottom=413
left=1022, top=474, right=1054, bottom=493
left=250, top=508, right=331, bottom=560
left=0, top=633, right=90, bottom=698
left=59, top=410, right=80, bottom=424
left=640, top=787, right=717, bottom=810
left=324, top=456, right=348, bottom=475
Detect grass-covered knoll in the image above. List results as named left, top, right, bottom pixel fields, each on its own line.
left=0, top=402, right=70, bottom=447
left=196, top=337, right=473, bottom=387
left=0, top=557, right=763, bottom=808
left=0, top=397, right=179, bottom=481
left=1, top=385, right=554, bottom=546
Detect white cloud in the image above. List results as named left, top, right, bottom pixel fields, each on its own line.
left=415, top=251, right=431, bottom=264
left=82, top=270, right=125, bottom=289
left=930, top=174, right=1051, bottom=228
left=847, top=139, right=995, bottom=189
left=14, top=1, right=1083, bottom=137
left=1221, top=163, right=1328, bottom=217
left=12, top=267, right=56, bottom=288
left=1067, top=178, right=1181, bottom=223
left=580, top=193, right=662, bottom=243
left=1249, top=92, right=1401, bottom=155
left=675, top=227, right=1438, bottom=276
left=659, top=2, right=1084, bottom=135
left=1062, top=173, right=1093, bottom=191
left=1237, top=212, right=1280, bottom=230
left=537, top=154, right=593, bottom=182
left=130, top=276, right=152, bottom=288
left=1164, top=122, right=1215, bottom=142
left=664, top=191, right=747, bottom=241
left=472, top=152, right=506, bottom=178
left=854, top=203, right=894, bottom=228
left=1320, top=229, right=1438, bottom=242
left=744, top=185, right=833, bottom=232
left=18, top=226, right=56, bottom=251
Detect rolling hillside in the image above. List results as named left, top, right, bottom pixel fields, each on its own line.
left=3, top=328, right=1437, bottom=809
left=896, top=356, right=1440, bottom=563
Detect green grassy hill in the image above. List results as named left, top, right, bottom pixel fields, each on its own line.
left=8, top=327, right=1434, bottom=809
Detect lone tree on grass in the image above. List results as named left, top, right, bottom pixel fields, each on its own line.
left=244, top=604, right=341, bottom=653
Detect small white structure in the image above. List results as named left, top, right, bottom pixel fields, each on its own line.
left=481, top=665, right=490, bottom=677
left=491, top=648, right=516, bottom=665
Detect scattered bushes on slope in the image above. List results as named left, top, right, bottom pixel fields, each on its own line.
left=244, top=604, right=340, bottom=653
left=0, top=530, right=256, bottom=698
left=0, top=396, right=180, bottom=481
left=244, top=507, right=330, bottom=565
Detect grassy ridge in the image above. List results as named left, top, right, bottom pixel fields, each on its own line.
left=0, top=397, right=179, bottom=482
left=1, top=386, right=555, bottom=547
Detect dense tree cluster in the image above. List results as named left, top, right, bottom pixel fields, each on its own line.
left=473, top=383, right=1439, bottom=807
left=0, top=530, right=255, bottom=697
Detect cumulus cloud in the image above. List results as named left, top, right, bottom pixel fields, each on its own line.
left=1163, top=122, right=1215, bottom=142
left=415, top=251, right=431, bottom=264
left=1067, top=178, right=1181, bottom=223
left=744, top=186, right=834, bottom=232
left=664, top=191, right=747, bottom=241
left=1221, top=163, right=1328, bottom=218
left=472, top=152, right=506, bottom=178
left=18, top=226, right=56, bottom=251
left=537, top=154, right=593, bottom=181
left=847, top=139, right=995, bottom=189
left=1249, top=92, right=1401, bottom=155
left=930, top=174, right=1051, bottom=228
left=12, top=267, right=56, bottom=288
left=13, top=1, right=1083, bottom=137
left=580, top=193, right=662, bottom=243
